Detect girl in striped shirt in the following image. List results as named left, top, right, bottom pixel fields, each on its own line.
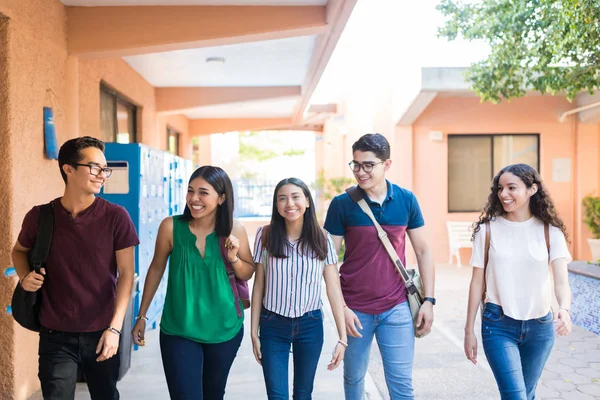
left=251, top=177, right=347, bottom=399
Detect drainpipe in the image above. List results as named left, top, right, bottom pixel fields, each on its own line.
left=559, top=100, right=600, bottom=122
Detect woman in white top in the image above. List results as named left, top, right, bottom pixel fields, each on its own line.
left=464, top=164, right=572, bottom=400
left=251, top=177, right=347, bottom=399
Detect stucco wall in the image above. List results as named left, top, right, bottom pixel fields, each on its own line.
left=413, top=95, right=578, bottom=264
left=0, top=13, right=15, bottom=398
left=0, top=0, right=71, bottom=398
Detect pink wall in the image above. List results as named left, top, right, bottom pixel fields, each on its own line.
left=411, top=95, right=592, bottom=264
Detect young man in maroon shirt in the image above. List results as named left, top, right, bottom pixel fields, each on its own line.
left=12, top=136, right=139, bottom=399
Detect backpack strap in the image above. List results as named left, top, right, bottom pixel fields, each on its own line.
left=219, top=236, right=243, bottom=318
left=544, top=222, right=550, bottom=261
left=482, top=221, right=491, bottom=304
left=30, top=201, right=55, bottom=273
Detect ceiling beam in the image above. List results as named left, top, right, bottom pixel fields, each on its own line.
left=189, top=118, right=294, bottom=136
left=67, top=6, right=327, bottom=58
left=156, top=86, right=302, bottom=114
left=292, top=0, right=358, bottom=124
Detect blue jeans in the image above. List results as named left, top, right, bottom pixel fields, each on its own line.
left=344, top=301, right=415, bottom=400
left=481, top=303, right=555, bottom=400
left=259, top=308, right=324, bottom=399
left=159, top=327, right=243, bottom=400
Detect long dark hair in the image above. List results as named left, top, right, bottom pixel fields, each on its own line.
left=263, top=177, right=328, bottom=260
left=182, top=166, right=234, bottom=237
left=472, top=163, right=569, bottom=242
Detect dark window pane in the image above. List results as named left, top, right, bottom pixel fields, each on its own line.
left=100, top=89, right=116, bottom=143
left=448, top=136, right=492, bottom=212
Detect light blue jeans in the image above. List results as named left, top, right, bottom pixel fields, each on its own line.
left=481, top=303, right=555, bottom=400
left=343, top=301, right=415, bottom=400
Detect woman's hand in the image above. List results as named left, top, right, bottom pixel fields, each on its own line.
left=225, top=234, right=240, bottom=263
left=328, top=342, right=346, bottom=371
left=554, top=308, right=572, bottom=336
left=132, top=319, right=147, bottom=346
left=251, top=334, right=262, bottom=365
left=464, top=330, right=478, bottom=364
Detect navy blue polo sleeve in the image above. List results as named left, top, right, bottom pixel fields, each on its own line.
left=324, top=196, right=346, bottom=236
left=407, top=192, right=425, bottom=230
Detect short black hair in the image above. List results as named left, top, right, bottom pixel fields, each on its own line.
left=182, top=166, right=235, bottom=237
left=352, top=133, right=390, bottom=160
left=58, top=136, right=105, bottom=183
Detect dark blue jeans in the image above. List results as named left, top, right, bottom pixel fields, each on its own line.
left=159, top=327, right=243, bottom=400
left=259, top=308, right=324, bottom=400
left=38, top=327, right=120, bottom=400
left=481, top=303, right=555, bottom=400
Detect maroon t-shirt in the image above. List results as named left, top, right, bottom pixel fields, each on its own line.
left=17, top=197, right=140, bottom=332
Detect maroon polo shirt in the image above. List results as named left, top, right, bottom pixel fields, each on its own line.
left=17, top=197, right=140, bottom=332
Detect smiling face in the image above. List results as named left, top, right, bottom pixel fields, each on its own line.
left=62, top=147, right=108, bottom=195
left=186, top=177, right=225, bottom=219
left=276, top=183, right=310, bottom=224
left=497, top=172, right=537, bottom=217
left=351, top=150, right=391, bottom=192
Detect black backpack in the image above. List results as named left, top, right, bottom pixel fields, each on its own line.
left=11, top=201, right=54, bottom=332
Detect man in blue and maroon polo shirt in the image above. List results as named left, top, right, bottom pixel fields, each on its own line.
left=324, top=133, right=435, bottom=400
left=12, top=136, right=139, bottom=399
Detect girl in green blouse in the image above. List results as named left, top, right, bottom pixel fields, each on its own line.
left=132, top=166, right=254, bottom=400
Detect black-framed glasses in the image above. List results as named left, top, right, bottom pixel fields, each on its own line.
left=73, top=163, right=113, bottom=178
left=348, top=161, right=384, bottom=173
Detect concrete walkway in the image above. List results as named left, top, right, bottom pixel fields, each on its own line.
left=368, top=264, right=600, bottom=400
left=30, top=264, right=600, bottom=399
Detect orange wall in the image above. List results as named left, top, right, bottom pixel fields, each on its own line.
left=412, top=95, right=581, bottom=263
left=0, top=0, right=73, bottom=397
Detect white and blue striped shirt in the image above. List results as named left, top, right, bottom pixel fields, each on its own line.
left=253, top=226, right=338, bottom=318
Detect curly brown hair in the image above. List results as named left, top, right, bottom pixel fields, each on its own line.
left=471, top=164, right=569, bottom=242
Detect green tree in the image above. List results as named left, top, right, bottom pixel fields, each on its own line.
left=437, top=0, right=600, bottom=103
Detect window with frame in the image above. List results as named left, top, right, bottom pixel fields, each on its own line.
left=100, top=84, right=137, bottom=144
left=167, top=127, right=180, bottom=156
left=448, top=134, right=539, bottom=212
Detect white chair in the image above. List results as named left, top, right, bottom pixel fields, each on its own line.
left=446, top=221, right=473, bottom=267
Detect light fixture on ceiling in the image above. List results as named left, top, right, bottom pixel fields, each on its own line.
left=205, top=56, right=226, bottom=64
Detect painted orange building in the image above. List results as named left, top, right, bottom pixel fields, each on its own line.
left=317, top=67, right=600, bottom=265
left=0, top=0, right=357, bottom=398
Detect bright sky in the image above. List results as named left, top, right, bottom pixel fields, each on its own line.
left=310, top=0, right=490, bottom=112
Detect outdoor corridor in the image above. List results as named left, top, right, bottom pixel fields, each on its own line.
left=29, top=264, right=600, bottom=400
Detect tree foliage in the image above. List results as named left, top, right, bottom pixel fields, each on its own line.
left=437, top=0, right=600, bottom=103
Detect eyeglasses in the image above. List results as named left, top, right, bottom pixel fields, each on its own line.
left=348, top=161, right=384, bottom=173
left=73, top=163, right=113, bottom=178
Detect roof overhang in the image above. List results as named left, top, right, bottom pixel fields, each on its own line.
left=397, top=67, right=600, bottom=125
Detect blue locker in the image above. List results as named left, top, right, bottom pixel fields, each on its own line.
left=99, top=143, right=191, bottom=333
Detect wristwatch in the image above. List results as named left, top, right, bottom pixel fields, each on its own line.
left=423, top=297, right=436, bottom=306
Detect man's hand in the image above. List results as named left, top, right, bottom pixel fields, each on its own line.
left=344, top=306, right=363, bottom=338
left=20, top=268, right=46, bottom=292
left=96, top=329, right=120, bottom=362
left=415, top=301, right=434, bottom=336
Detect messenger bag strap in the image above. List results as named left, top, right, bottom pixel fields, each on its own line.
left=345, top=186, right=419, bottom=296
left=30, top=201, right=55, bottom=273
